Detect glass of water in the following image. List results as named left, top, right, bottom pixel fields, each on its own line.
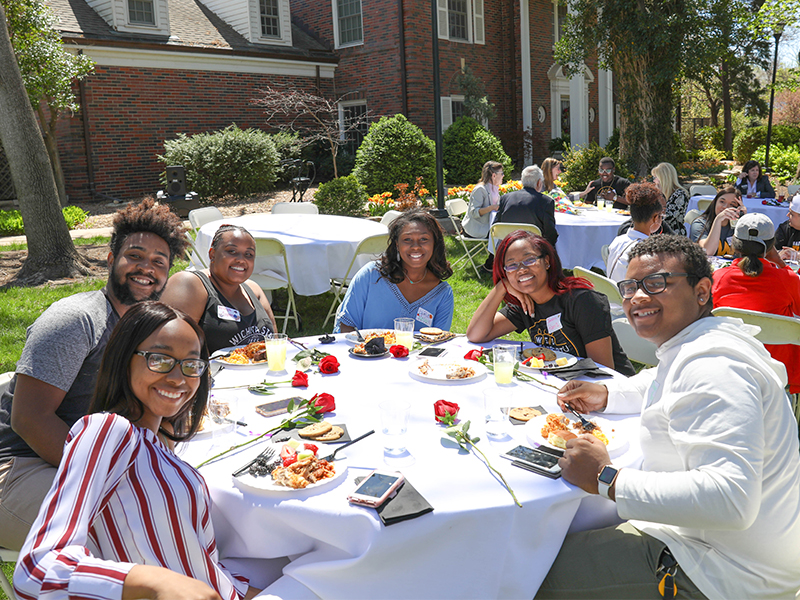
left=380, top=400, right=410, bottom=455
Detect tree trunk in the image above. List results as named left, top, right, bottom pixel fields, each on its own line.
left=720, top=60, right=733, bottom=155
left=0, top=2, right=88, bottom=285
left=37, top=103, right=68, bottom=207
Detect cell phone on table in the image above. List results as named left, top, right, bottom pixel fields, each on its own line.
left=255, top=397, right=298, bottom=418
left=419, top=346, right=447, bottom=358
left=348, top=470, right=405, bottom=507
left=502, top=445, right=562, bottom=478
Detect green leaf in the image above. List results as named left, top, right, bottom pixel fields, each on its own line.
left=463, top=420, right=471, bottom=433
left=287, top=399, right=296, bottom=412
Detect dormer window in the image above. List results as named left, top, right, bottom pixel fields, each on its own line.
left=129, top=0, right=155, bottom=25
left=260, top=0, right=280, bottom=37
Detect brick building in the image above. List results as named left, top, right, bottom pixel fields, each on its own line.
left=44, top=0, right=616, bottom=202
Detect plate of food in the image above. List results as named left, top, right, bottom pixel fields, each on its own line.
left=344, top=329, right=397, bottom=346
left=525, top=413, right=627, bottom=456
left=518, top=347, right=578, bottom=372
left=211, top=342, right=269, bottom=367
left=410, top=359, right=487, bottom=383
left=348, top=347, right=389, bottom=359
left=232, top=440, right=347, bottom=494
left=415, top=327, right=457, bottom=344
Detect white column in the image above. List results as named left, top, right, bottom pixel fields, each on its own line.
left=520, top=0, right=532, bottom=165
left=569, top=67, right=588, bottom=147
left=598, top=68, right=613, bottom=146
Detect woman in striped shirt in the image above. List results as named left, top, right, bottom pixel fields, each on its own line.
left=14, top=302, right=261, bottom=600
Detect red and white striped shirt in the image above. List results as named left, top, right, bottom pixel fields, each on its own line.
left=14, top=413, right=248, bottom=600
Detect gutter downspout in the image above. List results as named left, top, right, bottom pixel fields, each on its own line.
left=520, top=0, right=531, bottom=165
left=398, top=0, right=407, bottom=115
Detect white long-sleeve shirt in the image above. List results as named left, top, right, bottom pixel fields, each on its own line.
left=604, top=317, right=800, bottom=600
left=14, top=413, right=249, bottom=600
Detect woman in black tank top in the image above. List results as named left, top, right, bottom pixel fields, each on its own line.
left=161, top=225, right=277, bottom=353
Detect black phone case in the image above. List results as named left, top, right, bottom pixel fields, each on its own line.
left=511, top=460, right=562, bottom=479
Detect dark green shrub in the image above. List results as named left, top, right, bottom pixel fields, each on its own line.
left=605, top=128, right=621, bottom=157
left=548, top=134, right=570, bottom=154
left=302, top=140, right=355, bottom=182
left=352, top=114, right=437, bottom=197
left=313, top=175, right=367, bottom=217
left=0, top=206, right=89, bottom=236
left=696, top=126, right=725, bottom=152
left=271, top=131, right=302, bottom=185
left=733, top=124, right=800, bottom=164
left=752, top=143, right=800, bottom=181
left=160, top=124, right=279, bottom=197
left=560, top=142, right=630, bottom=193
left=442, top=117, right=513, bottom=184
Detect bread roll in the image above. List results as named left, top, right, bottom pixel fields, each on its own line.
left=547, top=429, right=576, bottom=449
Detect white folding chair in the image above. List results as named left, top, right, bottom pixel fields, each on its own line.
left=684, top=209, right=702, bottom=225
left=689, top=184, right=716, bottom=197
left=445, top=198, right=488, bottom=277
left=601, top=244, right=610, bottom=265
left=0, top=372, right=12, bottom=396
left=573, top=266, right=624, bottom=310
left=272, top=202, right=319, bottom=215
left=184, top=232, right=207, bottom=270
left=250, top=238, right=299, bottom=333
left=0, top=545, right=19, bottom=600
left=787, top=184, right=800, bottom=197
left=323, top=233, right=389, bottom=328
left=188, top=207, right=224, bottom=233
left=696, top=198, right=713, bottom=213
left=488, top=222, right=542, bottom=254
left=380, top=210, right=403, bottom=227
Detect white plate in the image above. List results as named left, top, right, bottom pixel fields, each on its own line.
left=344, top=330, right=397, bottom=345
left=518, top=349, right=579, bottom=372
left=348, top=348, right=390, bottom=359
left=232, top=444, right=348, bottom=494
left=410, top=359, right=487, bottom=383
left=525, top=413, right=627, bottom=456
left=211, top=346, right=269, bottom=369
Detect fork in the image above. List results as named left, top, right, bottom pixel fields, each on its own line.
left=564, top=403, right=596, bottom=431
left=319, top=430, right=375, bottom=462
left=233, top=446, right=276, bottom=477
left=354, top=329, right=366, bottom=342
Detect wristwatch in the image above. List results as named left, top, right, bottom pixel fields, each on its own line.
left=597, top=465, right=619, bottom=500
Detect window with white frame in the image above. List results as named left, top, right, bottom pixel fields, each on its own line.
left=339, top=101, right=368, bottom=155
left=260, top=0, right=281, bottom=37
left=333, top=0, right=363, bottom=47
left=440, top=95, right=465, bottom=131
left=128, top=0, right=155, bottom=25
left=553, top=0, right=567, bottom=44
left=437, top=0, right=484, bottom=44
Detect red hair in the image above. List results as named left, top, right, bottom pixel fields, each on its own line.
left=492, top=230, right=592, bottom=307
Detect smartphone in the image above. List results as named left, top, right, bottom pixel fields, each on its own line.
left=419, top=347, right=447, bottom=358
left=502, top=445, right=562, bottom=476
left=255, top=397, right=301, bottom=418
left=348, top=470, right=405, bottom=507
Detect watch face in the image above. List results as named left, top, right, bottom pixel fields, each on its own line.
left=598, top=466, right=617, bottom=485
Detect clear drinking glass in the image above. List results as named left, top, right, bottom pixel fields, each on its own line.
left=266, top=333, right=288, bottom=372
left=493, top=344, right=516, bottom=385
left=483, top=388, right=508, bottom=437
left=380, top=400, right=410, bottom=455
left=394, top=318, right=415, bottom=350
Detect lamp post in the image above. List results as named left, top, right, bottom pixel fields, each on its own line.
left=430, top=0, right=446, bottom=216
left=764, top=23, right=785, bottom=172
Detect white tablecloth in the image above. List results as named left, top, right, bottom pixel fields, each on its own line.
left=181, top=336, right=643, bottom=599
left=689, top=195, right=790, bottom=230
left=555, top=210, right=630, bottom=270
left=194, top=215, right=389, bottom=296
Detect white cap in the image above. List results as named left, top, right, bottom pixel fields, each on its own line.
left=734, top=213, right=775, bottom=251
left=790, top=195, right=800, bottom=214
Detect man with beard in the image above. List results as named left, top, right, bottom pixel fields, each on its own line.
left=0, top=198, right=187, bottom=549
left=578, top=157, right=631, bottom=209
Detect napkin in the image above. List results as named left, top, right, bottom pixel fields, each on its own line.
left=505, top=405, right=547, bottom=426
left=364, top=337, right=386, bottom=355
left=354, top=476, right=434, bottom=526
left=544, top=357, right=613, bottom=380
left=271, top=424, right=352, bottom=444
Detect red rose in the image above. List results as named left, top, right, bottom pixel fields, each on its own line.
left=389, top=344, right=409, bottom=358
left=464, top=349, right=483, bottom=361
left=311, top=392, right=336, bottom=413
left=434, top=399, right=460, bottom=424
left=291, top=370, right=309, bottom=387
left=318, top=355, right=340, bottom=374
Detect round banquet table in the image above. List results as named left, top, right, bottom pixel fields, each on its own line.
left=193, top=214, right=389, bottom=296
left=554, top=209, right=630, bottom=271
left=688, top=195, right=789, bottom=230
left=181, top=335, right=643, bottom=600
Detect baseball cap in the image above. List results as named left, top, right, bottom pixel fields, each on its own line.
left=789, top=195, right=800, bottom=214
left=734, top=213, right=775, bottom=250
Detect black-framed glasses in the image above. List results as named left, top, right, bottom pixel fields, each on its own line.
left=504, top=255, right=544, bottom=272
left=134, top=351, right=208, bottom=377
left=599, top=168, right=613, bottom=174
left=616, top=272, right=694, bottom=299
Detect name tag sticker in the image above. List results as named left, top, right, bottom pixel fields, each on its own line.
left=546, top=313, right=562, bottom=334
left=217, top=306, right=241, bottom=322
left=416, top=307, right=434, bottom=327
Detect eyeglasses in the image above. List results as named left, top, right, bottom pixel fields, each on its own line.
left=134, top=351, right=208, bottom=377
left=503, top=255, right=544, bottom=272
left=599, top=168, right=614, bottom=174
left=616, top=272, right=694, bottom=299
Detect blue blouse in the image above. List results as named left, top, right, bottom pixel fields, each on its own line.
left=333, top=262, right=454, bottom=333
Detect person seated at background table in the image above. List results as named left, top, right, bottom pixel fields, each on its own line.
left=712, top=213, right=800, bottom=393
left=466, top=231, right=635, bottom=375
left=161, top=224, right=277, bottom=354
left=461, top=160, right=503, bottom=239
left=689, top=186, right=745, bottom=256
left=651, top=161, right=689, bottom=234
left=537, top=234, right=800, bottom=600
left=14, top=302, right=263, bottom=600
left=334, top=209, right=454, bottom=333
left=775, top=195, right=800, bottom=260
left=735, top=159, right=775, bottom=198
left=577, top=157, right=630, bottom=209
left=541, top=157, right=566, bottom=198
left=606, top=183, right=664, bottom=281
left=0, top=198, right=187, bottom=551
